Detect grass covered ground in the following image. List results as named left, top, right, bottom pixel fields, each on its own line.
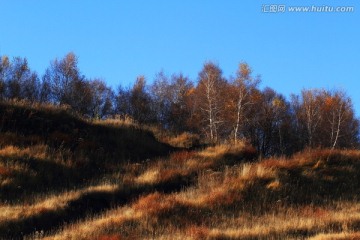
left=0, top=101, right=359, bottom=239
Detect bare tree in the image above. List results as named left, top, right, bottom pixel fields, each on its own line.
left=130, top=76, right=153, bottom=123
left=115, top=85, right=132, bottom=118
left=88, top=79, right=114, bottom=119
left=168, top=73, right=193, bottom=132
left=321, top=90, right=357, bottom=149
left=150, top=71, right=172, bottom=126
left=46, top=52, right=81, bottom=105
left=6, top=57, right=29, bottom=100
left=292, top=88, right=359, bottom=149
left=297, top=89, right=323, bottom=148
left=0, top=56, right=10, bottom=99
left=40, top=69, right=52, bottom=103
left=197, top=62, right=226, bottom=143
left=21, top=72, right=41, bottom=102
left=231, top=62, right=259, bottom=143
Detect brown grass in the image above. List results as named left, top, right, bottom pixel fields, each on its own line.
left=39, top=198, right=360, bottom=240
left=0, top=184, right=118, bottom=224
left=35, top=148, right=360, bottom=240
left=135, top=143, right=247, bottom=185
left=163, top=132, right=200, bottom=148
left=1, top=98, right=72, bottom=113
left=309, top=231, right=360, bottom=240
left=2, top=100, right=360, bottom=240
left=97, top=235, right=123, bottom=240
left=91, top=115, right=138, bottom=128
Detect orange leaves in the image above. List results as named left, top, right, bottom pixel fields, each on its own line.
left=238, top=62, right=252, bottom=80
left=185, top=87, right=196, bottom=97
left=324, top=96, right=334, bottom=108
left=272, top=97, right=285, bottom=109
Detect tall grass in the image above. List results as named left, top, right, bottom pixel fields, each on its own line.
left=1, top=101, right=360, bottom=239
left=35, top=148, right=360, bottom=240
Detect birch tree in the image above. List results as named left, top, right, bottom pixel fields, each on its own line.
left=197, top=62, right=226, bottom=143
left=322, top=90, right=357, bottom=149
left=232, top=62, right=259, bottom=143
left=298, top=89, right=323, bottom=148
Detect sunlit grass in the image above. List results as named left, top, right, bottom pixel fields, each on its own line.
left=1, top=100, right=360, bottom=239
left=0, top=145, right=47, bottom=160
left=38, top=148, right=360, bottom=240
left=0, top=184, right=118, bottom=224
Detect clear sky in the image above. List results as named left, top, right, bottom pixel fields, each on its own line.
left=1, top=1, right=359, bottom=115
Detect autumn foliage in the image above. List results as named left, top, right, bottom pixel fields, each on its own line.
left=1, top=53, right=358, bottom=157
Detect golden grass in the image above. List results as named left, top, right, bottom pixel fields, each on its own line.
left=37, top=148, right=360, bottom=240
left=162, top=132, right=200, bottom=148
left=200, top=201, right=360, bottom=239
left=40, top=205, right=139, bottom=240
left=135, top=168, right=160, bottom=184
left=34, top=144, right=249, bottom=239
left=0, top=143, right=78, bottom=190
left=0, top=119, right=357, bottom=240
left=0, top=145, right=44, bottom=187
left=1, top=99, right=72, bottom=112
left=309, top=231, right=360, bottom=240
left=41, top=177, right=360, bottom=240
left=135, top=143, right=247, bottom=185
left=0, top=184, right=118, bottom=224
left=40, top=198, right=360, bottom=240
left=0, top=143, right=248, bottom=239
left=0, top=145, right=47, bottom=160
left=91, top=115, right=138, bottom=128
left=2, top=98, right=358, bottom=239
left=197, top=143, right=234, bottom=158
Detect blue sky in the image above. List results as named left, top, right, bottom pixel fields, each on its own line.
left=1, top=1, right=359, bottom=114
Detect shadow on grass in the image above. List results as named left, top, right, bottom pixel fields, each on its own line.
left=0, top=156, right=85, bottom=203
left=0, top=101, right=176, bottom=203
left=237, top=160, right=360, bottom=215
left=0, top=171, right=197, bottom=239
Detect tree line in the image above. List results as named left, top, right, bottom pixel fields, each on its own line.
left=0, top=52, right=358, bottom=156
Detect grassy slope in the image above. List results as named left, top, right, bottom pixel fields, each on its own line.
left=37, top=149, right=360, bottom=240
left=1, top=101, right=360, bottom=240
left=0, top=101, right=174, bottom=238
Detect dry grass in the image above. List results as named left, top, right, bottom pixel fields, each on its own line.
left=0, top=184, right=118, bottom=224
left=0, top=144, right=80, bottom=196
left=0, top=145, right=47, bottom=160
left=2, top=100, right=360, bottom=240
left=162, top=132, right=200, bottom=148
left=0, top=145, right=46, bottom=188
left=135, top=143, right=247, bottom=185
left=1, top=98, right=72, bottom=113
left=35, top=148, right=360, bottom=240
left=39, top=206, right=138, bottom=240
left=31, top=144, right=251, bottom=239
left=309, top=231, right=360, bottom=240
left=93, top=117, right=201, bottom=149
left=38, top=197, right=360, bottom=240
left=91, top=115, right=138, bottom=128
left=197, top=201, right=360, bottom=239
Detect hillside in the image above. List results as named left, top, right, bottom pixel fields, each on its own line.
left=0, top=101, right=360, bottom=239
